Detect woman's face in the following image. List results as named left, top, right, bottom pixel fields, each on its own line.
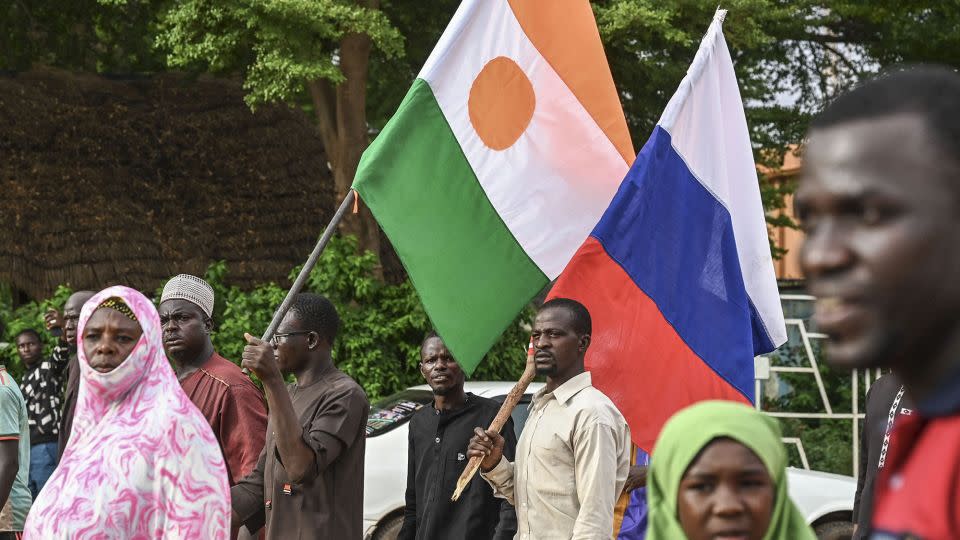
left=677, top=438, right=775, bottom=540
left=83, top=308, right=143, bottom=373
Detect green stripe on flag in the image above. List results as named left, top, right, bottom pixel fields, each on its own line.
left=354, top=79, right=547, bottom=374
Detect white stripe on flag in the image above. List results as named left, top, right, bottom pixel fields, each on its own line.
left=418, top=0, right=627, bottom=279
left=658, top=10, right=787, bottom=347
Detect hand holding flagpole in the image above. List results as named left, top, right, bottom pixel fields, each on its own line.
left=241, top=190, right=357, bottom=374
left=452, top=338, right=537, bottom=501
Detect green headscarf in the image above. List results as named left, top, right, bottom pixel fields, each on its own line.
left=646, top=401, right=816, bottom=540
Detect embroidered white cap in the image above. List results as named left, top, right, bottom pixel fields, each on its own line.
left=160, top=274, right=215, bottom=318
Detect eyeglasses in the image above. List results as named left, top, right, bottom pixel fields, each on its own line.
left=270, top=331, right=314, bottom=346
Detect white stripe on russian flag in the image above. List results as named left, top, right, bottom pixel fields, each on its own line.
left=658, top=11, right=787, bottom=348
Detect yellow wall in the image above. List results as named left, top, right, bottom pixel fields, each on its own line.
left=772, top=192, right=805, bottom=280
left=761, top=148, right=805, bottom=280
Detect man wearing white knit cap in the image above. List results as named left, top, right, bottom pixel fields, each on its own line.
left=159, top=275, right=268, bottom=514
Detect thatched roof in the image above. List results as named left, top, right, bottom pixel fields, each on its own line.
left=0, top=68, right=334, bottom=300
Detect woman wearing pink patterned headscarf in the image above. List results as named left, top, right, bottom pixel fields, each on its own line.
left=23, top=286, right=230, bottom=539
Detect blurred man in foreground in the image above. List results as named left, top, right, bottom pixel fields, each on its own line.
left=797, top=66, right=960, bottom=538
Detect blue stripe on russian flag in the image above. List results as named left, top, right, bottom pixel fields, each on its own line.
left=591, top=126, right=773, bottom=400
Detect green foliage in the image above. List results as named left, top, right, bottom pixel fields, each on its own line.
left=0, top=286, right=74, bottom=381
left=762, top=300, right=862, bottom=475
left=0, top=0, right=167, bottom=72
left=156, top=0, right=404, bottom=107
left=780, top=417, right=853, bottom=476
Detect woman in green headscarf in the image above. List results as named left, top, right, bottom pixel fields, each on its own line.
left=646, top=401, right=816, bottom=540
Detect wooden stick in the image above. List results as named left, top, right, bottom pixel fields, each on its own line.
left=452, top=339, right=537, bottom=501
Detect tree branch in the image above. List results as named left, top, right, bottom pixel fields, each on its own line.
left=820, top=42, right=862, bottom=76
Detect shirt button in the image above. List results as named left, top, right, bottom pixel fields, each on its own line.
left=435, top=437, right=441, bottom=443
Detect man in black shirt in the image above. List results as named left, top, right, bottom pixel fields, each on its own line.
left=853, top=373, right=913, bottom=539
left=398, top=332, right=517, bottom=540
left=15, top=328, right=69, bottom=499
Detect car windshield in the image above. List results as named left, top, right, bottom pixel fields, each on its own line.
left=366, top=389, right=433, bottom=437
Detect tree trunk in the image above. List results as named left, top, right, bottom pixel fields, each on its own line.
left=308, top=0, right=384, bottom=277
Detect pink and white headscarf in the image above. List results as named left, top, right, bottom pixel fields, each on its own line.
left=24, top=286, right=230, bottom=539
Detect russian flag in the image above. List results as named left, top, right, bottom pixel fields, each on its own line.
left=549, top=11, right=786, bottom=537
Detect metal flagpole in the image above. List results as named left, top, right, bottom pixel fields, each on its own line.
left=242, top=189, right=357, bottom=374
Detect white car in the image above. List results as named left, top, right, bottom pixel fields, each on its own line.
left=362, top=382, right=857, bottom=540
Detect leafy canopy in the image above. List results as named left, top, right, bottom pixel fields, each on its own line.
left=156, top=0, right=403, bottom=107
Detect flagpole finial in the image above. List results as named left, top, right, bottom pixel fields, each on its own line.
left=715, top=7, right=727, bottom=23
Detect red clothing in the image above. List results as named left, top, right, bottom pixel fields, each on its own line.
left=871, top=412, right=960, bottom=539
left=181, top=353, right=268, bottom=484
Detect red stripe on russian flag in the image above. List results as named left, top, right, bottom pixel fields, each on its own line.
left=551, top=237, right=749, bottom=452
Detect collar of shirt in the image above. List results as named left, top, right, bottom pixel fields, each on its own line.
left=431, top=393, right=477, bottom=425
left=530, top=371, right=592, bottom=410
left=916, top=362, right=960, bottom=417
left=25, top=362, right=43, bottom=376
left=291, top=364, right=339, bottom=391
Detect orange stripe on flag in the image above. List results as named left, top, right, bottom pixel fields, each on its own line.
left=508, top=0, right=634, bottom=165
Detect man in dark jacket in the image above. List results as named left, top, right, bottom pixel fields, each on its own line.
left=398, top=332, right=517, bottom=540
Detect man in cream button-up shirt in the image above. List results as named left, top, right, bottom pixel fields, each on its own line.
left=469, top=298, right=631, bottom=539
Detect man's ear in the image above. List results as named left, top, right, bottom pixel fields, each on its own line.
left=579, top=334, right=591, bottom=352
left=203, top=317, right=214, bottom=334
left=307, top=331, right=325, bottom=351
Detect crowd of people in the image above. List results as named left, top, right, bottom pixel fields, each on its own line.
left=0, top=65, right=957, bottom=539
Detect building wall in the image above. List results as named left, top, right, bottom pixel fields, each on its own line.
left=773, top=192, right=806, bottom=280
left=762, top=148, right=805, bottom=281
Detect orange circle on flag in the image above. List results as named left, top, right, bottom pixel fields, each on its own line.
left=468, top=56, right=536, bottom=151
